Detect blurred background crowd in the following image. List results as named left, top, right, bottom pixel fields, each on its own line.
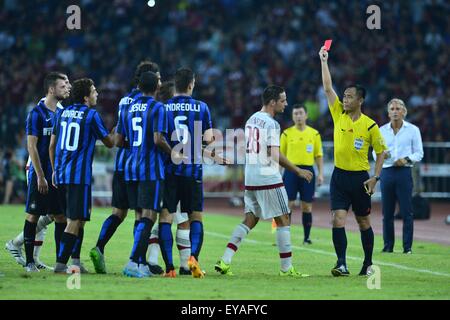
left=0, top=0, right=449, bottom=203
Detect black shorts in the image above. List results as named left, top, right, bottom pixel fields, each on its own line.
left=126, top=181, right=139, bottom=210
left=137, top=180, right=164, bottom=212
left=59, top=184, right=92, bottom=221
left=330, top=167, right=371, bottom=216
left=25, top=172, right=63, bottom=216
left=163, top=173, right=203, bottom=214
left=112, top=171, right=130, bottom=209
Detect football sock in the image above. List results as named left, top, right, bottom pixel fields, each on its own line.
left=33, top=225, right=46, bottom=260
left=130, top=218, right=153, bottom=264
left=54, top=222, right=67, bottom=261
left=24, top=220, right=37, bottom=265
left=190, top=221, right=203, bottom=260
left=71, top=228, right=84, bottom=259
left=159, top=222, right=174, bottom=272
left=147, top=223, right=160, bottom=265
left=14, top=215, right=53, bottom=247
left=276, top=226, right=292, bottom=272
left=57, top=232, right=77, bottom=264
left=361, top=227, right=374, bottom=265
left=332, top=227, right=347, bottom=266
left=222, top=223, right=250, bottom=264
left=133, top=220, right=139, bottom=238
left=302, top=212, right=312, bottom=241
left=176, top=228, right=191, bottom=270
left=96, top=214, right=122, bottom=254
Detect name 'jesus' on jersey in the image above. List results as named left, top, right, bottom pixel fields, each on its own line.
left=114, top=89, right=142, bottom=172
left=53, top=104, right=109, bottom=185
left=117, top=96, right=167, bottom=181
left=244, top=111, right=283, bottom=187
left=165, top=95, right=212, bottom=180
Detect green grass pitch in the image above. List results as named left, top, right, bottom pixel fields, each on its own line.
left=0, top=205, right=449, bottom=300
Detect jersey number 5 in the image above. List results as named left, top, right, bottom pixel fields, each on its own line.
left=132, top=117, right=143, bottom=147
left=60, top=121, right=80, bottom=151
left=246, top=126, right=260, bottom=154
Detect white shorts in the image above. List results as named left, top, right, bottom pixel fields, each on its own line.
left=244, top=185, right=290, bottom=220
left=174, top=211, right=189, bottom=224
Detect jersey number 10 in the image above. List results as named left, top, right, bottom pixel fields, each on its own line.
left=60, top=121, right=80, bottom=151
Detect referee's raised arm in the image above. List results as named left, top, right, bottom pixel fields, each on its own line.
left=319, top=46, right=337, bottom=107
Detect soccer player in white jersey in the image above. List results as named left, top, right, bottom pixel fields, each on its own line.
left=215, top=85, right=313, bottom=277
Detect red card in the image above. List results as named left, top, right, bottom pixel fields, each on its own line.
left=324, top=39, right=333, bottom=51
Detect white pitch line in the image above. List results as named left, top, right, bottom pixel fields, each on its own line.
left=206, top=231, right=450, bottom=278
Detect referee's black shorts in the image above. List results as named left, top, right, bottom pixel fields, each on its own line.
left=163, top=173, right=203, bottom=214
left=112, top=171, right=130, bottom=210
left=330, top=167, right=371, bottom=216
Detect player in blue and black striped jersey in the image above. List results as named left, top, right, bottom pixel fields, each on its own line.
left=116, top=71, right=178, bottom=278
left=89, top=60, right=164, bottom=275
left=13, top=72, right=70, bottom=272
left=49, top=78, right=114, bottom=273
left=159, top=67, right=219, bottom=277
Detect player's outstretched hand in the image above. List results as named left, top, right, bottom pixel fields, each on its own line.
left=319, top=46, right=328, bottom=62
left=297, top=168, right=313, bottom=183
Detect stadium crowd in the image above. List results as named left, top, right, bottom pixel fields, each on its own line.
left=1, top=0, right=449, bottom=203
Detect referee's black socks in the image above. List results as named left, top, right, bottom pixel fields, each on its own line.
left=332, top=227, right=347, bottom=266
left=302, top=212, right=312, bottom=241
left=24, top=220, right=37, bottom=265
left=360, top=227, right=374, bottom=266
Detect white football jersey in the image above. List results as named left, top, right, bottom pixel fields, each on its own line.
left=244, top=111, right=283, bottom=187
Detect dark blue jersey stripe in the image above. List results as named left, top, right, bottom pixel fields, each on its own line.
left=121, top=96, right=167, bottom=181
left=164, top=95, right=212, bottom=180
left=114, top=89, right=142, bottom=172
left=25, top=100, right=59, bottom=180
left=54, top=104, right=108, bottom=185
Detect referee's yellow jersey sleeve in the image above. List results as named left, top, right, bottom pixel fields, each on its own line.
left=280, top=130, right=287, bottom=156
left=314, top=131, right=323, bottom=158
left=369, top=123, right=387, bottom=154
left=329, top=96, right=344, bottom=123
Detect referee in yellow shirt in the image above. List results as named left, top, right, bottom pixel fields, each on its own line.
left=319, top=46, right=386, bottom=277
left=280, top=105, right=323, bottom=244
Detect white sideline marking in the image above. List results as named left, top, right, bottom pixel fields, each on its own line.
left=206, top=231, right=450, bottom=278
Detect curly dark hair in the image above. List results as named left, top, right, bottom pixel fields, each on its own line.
left=71, top=78, right=94, bottom=104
